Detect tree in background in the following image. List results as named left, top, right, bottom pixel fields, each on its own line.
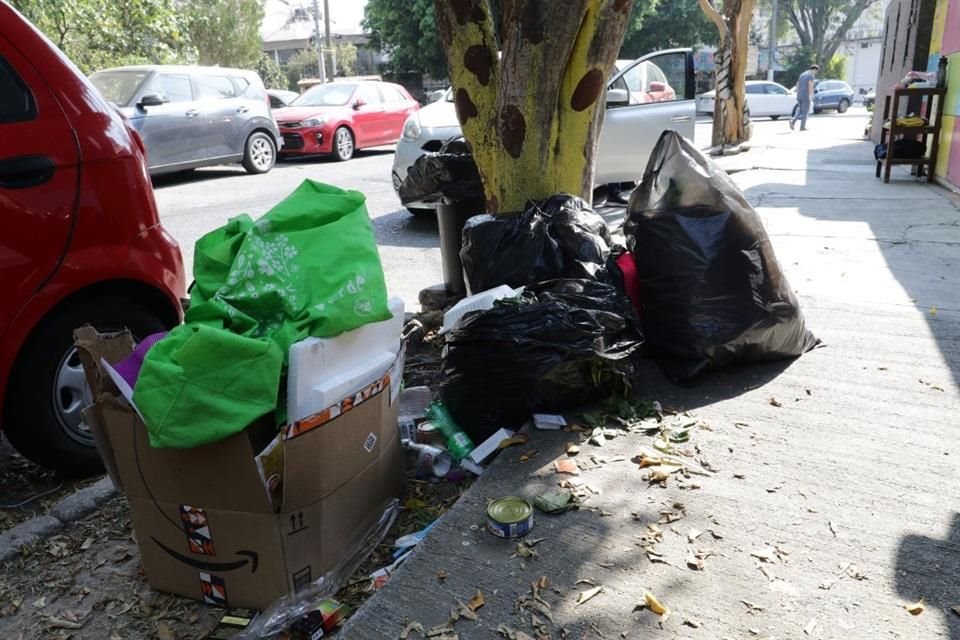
left=781, top=0, right=878, bottom=70
left=699, top=0, right=757, bottom=152
left=621, top=0, right=716, bottom=57
left=285, top=45, right=321, bottom=86
left=363, top=0, right=448, bottom=78
left=186, top=0, right=265, bottom=68
left=335, top=41, right=358, bottom=77
left=782, top=46, right=845, bottom=87
left=434, top=0, right=632, bottom=214
left=12, top=0, right=193, bottom=73
left=256, top=53, right=287, bottom=89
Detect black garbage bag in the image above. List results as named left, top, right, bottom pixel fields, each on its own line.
left=398, top=136, right=484, bottom=205
left=460, top=194, right=612, bottom=293
left=625, top=131, right=819, bottom=384
left=440, top=279, right=643, bottom=443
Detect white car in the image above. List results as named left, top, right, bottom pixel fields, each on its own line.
left=392, top=49, right=697, bottom=214
left=697, top=80, right=795, bottom=120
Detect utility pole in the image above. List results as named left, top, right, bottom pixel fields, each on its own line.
left=324, top=0, right=337, bottom=78
left=767, top=0, right=778, bottom=82
left=311, top=0, right=327, bottom=83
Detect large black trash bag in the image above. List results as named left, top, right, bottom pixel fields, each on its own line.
left=439, top=279, right=643, bottom=443
left=398, top=136, right=484, bottom=205
left=460, top=194, right=613, bottom=293
left=625, top=131, right=819, bottom=384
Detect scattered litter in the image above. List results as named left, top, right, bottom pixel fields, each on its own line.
left=769, top=397, right=783, bottom=408
left=576, top=586, right=604, bottom=606
left=951, top=605, right=960, bottom=617
left=905, top=599, right=925, bottom=615
left=467, top=591, right=485, bottom=612
left=533, top=414, right=567, bottom=430
left=467, top=428, right=516, bottom=465
left=533, top=490, right=578, bottom=514
left=687, top=529, right=703, bottom=543
left=803, top=618, right=818, bottom=635
left=741, top=600, right=765, bottom=614
left=554, top=459, right=580, bottom=475
left=399, top=621, right=424, bottom=639
left=828, top=521, right=838, bottom=537
left=566, top=442, right=581, bottom=456
left=487, top=496, right=534, bottom=539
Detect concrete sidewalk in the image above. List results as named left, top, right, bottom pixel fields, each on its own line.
left=343, top=114, right=960, bottom=639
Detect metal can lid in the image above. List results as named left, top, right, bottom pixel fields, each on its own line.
left=487, top=496, right=533, bottom=525
left=417, top=421, right=438, bottom=433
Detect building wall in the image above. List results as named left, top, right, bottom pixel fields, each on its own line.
left=839, top=38, right=884, bottom=94
left=928, top=0, right=960, bottom=190
left=871, top=0, right=938, bottom=142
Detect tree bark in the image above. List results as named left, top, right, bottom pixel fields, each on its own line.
left=434, top=0, right=632, bottom=214
left=699, top=0, right=757, bottom=151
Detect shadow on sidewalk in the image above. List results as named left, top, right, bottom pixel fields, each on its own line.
left=895, top=513, right=960, bottom=640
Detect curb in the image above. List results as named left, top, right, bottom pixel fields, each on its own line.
left=0, top=477, right=116, bottom=563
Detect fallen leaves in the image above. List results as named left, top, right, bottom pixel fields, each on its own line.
left=576, top=586, right=604, bottom=606
left=466, top=591, right=485, bottom=612
left=642, top=592, right=669, bottom=616
left=905, top=599, right=925, bottom=616
left=768, top=397, right=783, bottom=408
left=399, top=621, right=424, bottom=639
left=553, top=459, right=579, bottom=475
left=533, top=490, right=577, bottom=514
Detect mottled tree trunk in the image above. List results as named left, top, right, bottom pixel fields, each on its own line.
left=434, top=0, right=632, bottom=214
left=699, top=0, right=756, bottom=152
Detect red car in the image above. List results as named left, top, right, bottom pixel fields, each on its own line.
left=275, top=81, right=420, bottom=161
left=0, top=2, right=186, bottom=476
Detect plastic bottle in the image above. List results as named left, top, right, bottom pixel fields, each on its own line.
left=425, top=402, right=474, bottom=460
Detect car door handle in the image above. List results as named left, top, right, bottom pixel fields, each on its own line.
left=0, top=155, right=55, bottom=189
left=236, top=106, right=249, bottom=114
left=670, top=116, right=692, bottom=123
left=185, top=109, right=201, bottom=117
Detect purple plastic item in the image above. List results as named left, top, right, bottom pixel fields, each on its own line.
left=113, top=332, right=167, bottom=389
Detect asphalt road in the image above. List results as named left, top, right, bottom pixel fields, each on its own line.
left=152, top=118, right=729, bottom=309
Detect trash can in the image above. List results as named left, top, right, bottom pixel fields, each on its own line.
left=437, top=196, right=484, bottom=296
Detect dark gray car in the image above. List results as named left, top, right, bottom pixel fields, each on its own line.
left=90, top=65, right=282, bottom=175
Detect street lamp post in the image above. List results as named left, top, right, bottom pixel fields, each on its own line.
left=767, top=0, right=778, bottom=82
left=311, top=0, right=327, bottom=83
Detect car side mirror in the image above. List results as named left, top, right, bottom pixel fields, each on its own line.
left=648, top=81, right=667, bottom=93
left=606, top=88, right=629, bottom=106
left=353, top=98, right=366, bottom=110
left=139, top=93, right=167, bottom=107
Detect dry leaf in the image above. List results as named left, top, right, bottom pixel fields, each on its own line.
left=32, top=597, right=46, bottom=609
left=467, top=590, right=485, bottom=611
left=536, top=576, right=549, bottom=590
left=828, top=521, right=838, bottom=537
left=80, top=537, right=94, bottom=551
left=683, top=619, right=701, bottom=628
left=950, top=605, right=960, bottom=617
left=643, top=592, right=668, bottom=616
left=576, top=586, right=604, bottom=606
left=687, top=528, right=703, bottom=543
left=741, top=600, right=765, bottom=614
left=513, top=542, right=537, bottom=559
left=436, top=569, right=447, bottom=583
left=399, top=621, right=424, bottom=639
left=519, top=449, right=539, bottom=462
left=554, top=459, right=580, bottom=475
left=803, top=618, right=818, bottom=635
left=750, top=548, right=776, bottom=563
left=575, top=578, right=597, bottom=586
left=46, top=617, right=85, bottom=630
left=769, top=397, right=782, bottom=408
left=905, top=599, right=925, bottom=615
left=499, top=435, right=529, bottom=449
left=686, top=552, right=704, bottom=571
left=566, top=443, right=581, bottom=455
left=157, top=622, right=175, bottom=640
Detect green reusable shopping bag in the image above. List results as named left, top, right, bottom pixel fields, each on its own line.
left=134, top=180, right=391, bottom=449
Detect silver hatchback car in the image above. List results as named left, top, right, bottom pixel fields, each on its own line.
left=90, top=65, right=282, bottom=175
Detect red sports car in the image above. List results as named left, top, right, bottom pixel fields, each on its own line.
left=274, top=81, right=420, bottom=161
left=0, top=2, right=186, bottom=475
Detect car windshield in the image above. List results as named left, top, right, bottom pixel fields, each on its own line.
left=90, top=70, right=150, bottom=106
left=292, top=83, right=357, bottom=107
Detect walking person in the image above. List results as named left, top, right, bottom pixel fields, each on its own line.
left=790, top=64, right=819, bottom=131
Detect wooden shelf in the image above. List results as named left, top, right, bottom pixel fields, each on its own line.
left=876, top=87, right=947, bottom=184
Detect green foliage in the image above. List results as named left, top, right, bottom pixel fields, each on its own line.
left=186, top=0, right=265, bottom=68
left=285, top=45, right=321, bottom=87
left=334, top=42, right=358, bottom=77
left=621, top=0, right=717, bottom=57
left=256, top=53, right=287, bottom=90
left=779, top=0, right=877, bottom=68
left=362, top=0, right=447, bottom=78
left=782, top=45, right=845, bottom=87
left=12, top=0, right=194, bottom=73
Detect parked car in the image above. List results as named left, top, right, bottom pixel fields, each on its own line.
left=812, top=79, right=855, bottom=113
left=0, top=3, right=187, bottom=475
left=698, top=80, right=795, bottom=120
left=89, top=64, right=282, bottom=175
left=274, top=80, right=420, bottom=161
left=267, top=88, right=299, bottom=108
left=393, top=49, right=695, bottom=214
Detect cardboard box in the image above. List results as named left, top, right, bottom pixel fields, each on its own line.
left=76, top=328, right=406, bottom=610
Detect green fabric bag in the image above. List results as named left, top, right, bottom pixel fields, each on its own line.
left=134, top=180, right=391, bottom=449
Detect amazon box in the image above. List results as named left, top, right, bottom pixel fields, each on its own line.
left=76, top=328, right=405, bottom=610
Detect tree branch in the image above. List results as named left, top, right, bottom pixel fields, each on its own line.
left=821, top=0, right=878, bottom=64
left=698, top=0, right=728, bottom=38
